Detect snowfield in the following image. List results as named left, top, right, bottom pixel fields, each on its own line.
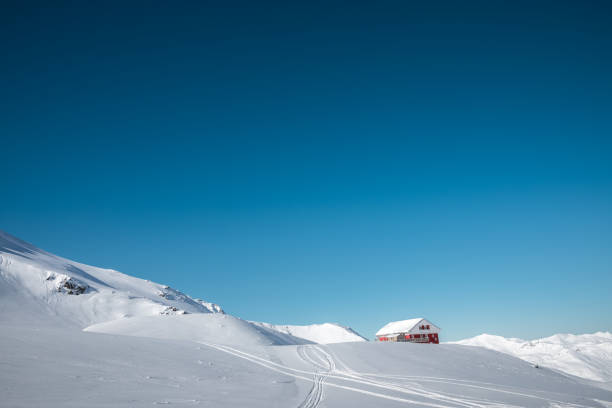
left=0, top=230, right=224, bottom=329
left=2, top=229, right=612, bottom=407
left=453, top=333, right=612, bottom=383
left=84, top=314, right=314, bottom=346
left=3, top=323, right=612, bottom=408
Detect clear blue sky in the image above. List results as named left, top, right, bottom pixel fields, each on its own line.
left=1, top=1, right=611, bottom=341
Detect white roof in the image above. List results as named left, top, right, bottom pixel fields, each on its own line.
left=376, top=318, right=440, bottom=336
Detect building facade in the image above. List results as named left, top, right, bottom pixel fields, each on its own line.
left=375, top=318, right=440, bottom=344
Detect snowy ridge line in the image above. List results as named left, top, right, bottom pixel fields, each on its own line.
left=201, top=342, right=594, bottom=408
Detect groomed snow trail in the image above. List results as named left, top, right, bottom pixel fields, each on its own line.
left=201, top=342, right=603, bottom=408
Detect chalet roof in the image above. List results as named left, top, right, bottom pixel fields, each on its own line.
left=375, top=318, right=440, bottom=336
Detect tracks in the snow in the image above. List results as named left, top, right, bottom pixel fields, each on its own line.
left=296, top=345, right=334, bottom=408
left=200, top=342, right=599, bottom=408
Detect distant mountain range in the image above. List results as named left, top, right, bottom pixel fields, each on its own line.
left=453, top=332, right=612, bottom=382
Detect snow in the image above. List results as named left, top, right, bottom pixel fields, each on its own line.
left=251, top=322, right=368, bottom=344
left=453, top=332, right=612, bottom=382
left=0, top=229, right=365, bottom=346
left=375, top=318, right=440, bottom=336
left=3, top=322, right=612, bottom=407
left=2, top=228, right=612, bottom=407
left=0, top=230, right=223, bottom=329
left=0, top=324, right=305, bottom=408
left=85, top=314, right=313, bottom=346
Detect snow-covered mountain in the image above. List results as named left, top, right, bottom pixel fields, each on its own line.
left=453, top=332, right=612, bottom=382
left=0, top=230, right=223, bottom=328
left=0, top=229, right=363, bottom=345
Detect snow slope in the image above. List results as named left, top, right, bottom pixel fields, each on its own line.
left=2, top=323, right=612, bottom=408
left=0, top=230, right=223, bottom=328
left=0, top=229, right=365, bottom=346
left=0, top=324, right=306, bottom=408
left=85, top=314, right=313, bottom=346
left=251, top=321, right=368, bottom=344
left=453, top=332, right=612, bottom=382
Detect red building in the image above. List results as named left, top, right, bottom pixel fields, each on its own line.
left=376, top=318, right=440, bottom=344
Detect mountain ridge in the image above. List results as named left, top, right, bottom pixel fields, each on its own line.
left=0, top=229, right=366, bottom=345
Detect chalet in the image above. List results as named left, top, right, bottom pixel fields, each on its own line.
left=375, top=318, right=440, bottom=344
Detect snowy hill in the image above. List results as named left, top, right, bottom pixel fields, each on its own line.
left=85, top=314, right=313, bottom=346
left=250, top=321, right=368, bottom=344
left=3, top=324, right=612, bottom=407
left=453, top=332, right=612, bottom=382
left=0, top=230, right=223, bottom=328
left=0, top=229, right=364, bottom=346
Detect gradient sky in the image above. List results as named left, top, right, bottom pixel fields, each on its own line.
left=2, top=1, right=611, bottom=341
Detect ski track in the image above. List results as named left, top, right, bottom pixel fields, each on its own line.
left=201, top=342, right=600, bottom=408
left=296, top=345, right=332, bottom=408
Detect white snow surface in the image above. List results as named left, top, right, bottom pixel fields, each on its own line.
left=453, top=332, right=612, bottom=382
left=0, top=230, right=224, bottom=328
left=85, top=314, right=313, bottom=346
left=251, top=321, right=368, bottom=344
left=3, top=323, right=612, bottom=407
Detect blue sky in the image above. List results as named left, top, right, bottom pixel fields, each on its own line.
left=1, top=1, right=611, bottom=341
